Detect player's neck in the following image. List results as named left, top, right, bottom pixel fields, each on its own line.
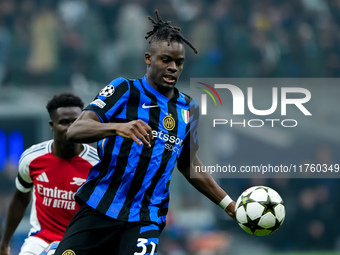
left=51, top=141, right=83, bottom=159
left=145, top=75, right=176, bottom=100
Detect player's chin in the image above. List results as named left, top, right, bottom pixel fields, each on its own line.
left=162, top=80, right=177, bottom=89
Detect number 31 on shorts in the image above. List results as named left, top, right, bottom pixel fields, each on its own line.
left=134, top=238, right=157, bottom=255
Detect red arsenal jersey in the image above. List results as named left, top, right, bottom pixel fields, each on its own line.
left=15, top=140, right=99, bottom=243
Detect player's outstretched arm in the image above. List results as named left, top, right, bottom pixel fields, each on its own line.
left=177, top=154, right=236, bottom=220
left=66, top=110, right=153, bottom=147
left=0, top=190, right=31, bottom=255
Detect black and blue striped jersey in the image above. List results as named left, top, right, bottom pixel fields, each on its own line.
left=75, top=75, right=199, bottom=226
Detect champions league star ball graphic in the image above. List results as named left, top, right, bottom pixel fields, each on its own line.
left=99, top=85, right=115, bottom=97
left=235, top=186, right=285, bottom=236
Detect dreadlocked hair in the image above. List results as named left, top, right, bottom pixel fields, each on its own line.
left=145, top=9, right=198, bottom=54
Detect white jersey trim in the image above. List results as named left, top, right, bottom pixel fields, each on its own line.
left=28, top=191, right=41, bottom=239
left=16, top=141, right=99, bottom=193
left=15, top=178, right=31, bottom=193
left=19, top=236, right=48, bottom=255
left=17, top=140, right=53, bottom=192
left=80, top=144, right=100, bottom=166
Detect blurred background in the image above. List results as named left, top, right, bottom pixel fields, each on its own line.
left=0, top=0, right=340, bottom=254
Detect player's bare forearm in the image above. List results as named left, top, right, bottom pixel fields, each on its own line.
left=183, top=170, right=236, bottom=220
left=0, top=245, right=10, bottom=255
left=66, top=111, right=116, bottom=143
left=67, top=111, right=153, bottom=146
left=180, top=165, right=232, bottom=206
left=177, top=155, right=236, bottom=220
left=0, top=190, right=31, bottom=254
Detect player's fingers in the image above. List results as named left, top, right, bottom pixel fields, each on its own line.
left=141, top=130, right=151, bottom=143
left=138, top=133, right=152, bottom=147
left=129, top=133, right=143, bottom=146
left=135, top=120, right=153, bottom=142
left=226, top=202, right=236, bottom=220
left=147, top=129, right=154, bottom=140
left=140, top=121, right=154, bottom=140
left=132, top=128, right=151, bottom=147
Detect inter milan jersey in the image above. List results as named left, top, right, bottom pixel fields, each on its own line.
left=76, top=75, right=199, bottom=226
left=16, top=140, right=99, bottom=243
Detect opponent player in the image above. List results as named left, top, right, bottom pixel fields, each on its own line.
left=0, top=93, right=99, bottom=255
left=54, top=10, right=236, bottom=255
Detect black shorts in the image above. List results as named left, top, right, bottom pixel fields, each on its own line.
left=54, top=204, right=162, bottom=255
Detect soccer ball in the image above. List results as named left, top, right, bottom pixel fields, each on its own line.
left=235, top=186, right=285, bottom=236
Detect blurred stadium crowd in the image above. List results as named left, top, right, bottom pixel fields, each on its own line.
left=1, top=0, right=340, bottom=88
left=1, top=0, right=340, bottom=254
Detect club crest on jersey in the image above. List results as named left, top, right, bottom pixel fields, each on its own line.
left=181, top=109, right=189, bottom=124
left=163, top=114, right=175, bottom=131
left=99, top=85, right=115, bottom=97
left=62, top=250, right=76, bottom=255
left=70, top=177, right=86, bottom=186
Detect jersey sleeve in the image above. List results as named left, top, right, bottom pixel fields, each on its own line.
left=188, top=98, right=200, bottom=153
left=177, top=98, right=200, bottom=168
left=16, top=149, right=34, bottom=193
left=81, top=144, right=100, bottom=166
left=85, top=77, right=130, bottom=123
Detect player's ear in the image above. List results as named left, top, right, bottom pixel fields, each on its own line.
left=144, top=52, right=151, bottom=65
left=49, top=120, right=54, bottom=130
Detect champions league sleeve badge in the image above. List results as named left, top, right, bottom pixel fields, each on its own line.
left=99, top=85, right=115, bottom=97
left=90, top=99, right=106, bottom=109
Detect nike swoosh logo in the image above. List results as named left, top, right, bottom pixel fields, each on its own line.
left=142, top=103, right=159, bottom=109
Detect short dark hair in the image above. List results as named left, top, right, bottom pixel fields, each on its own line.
left=46, top=92, right=84, bottom=116
left=145, top=9, right=198, bottom=54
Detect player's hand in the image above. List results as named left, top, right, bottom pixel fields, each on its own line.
left=115, top=120, right=154, bottom=147
left=225, top=201, right=236, bottom=221
left=0, top=245, right=10, bottom=255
